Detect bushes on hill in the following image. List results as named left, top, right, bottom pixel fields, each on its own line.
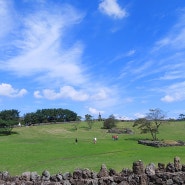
left=0, top=109, right=19, bottom=135
left=102, top=115, right=117, bottom=129
left=24, top=108, right=77, bottom=125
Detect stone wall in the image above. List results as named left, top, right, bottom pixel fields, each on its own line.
left=138, top=140, right=185, bottom=147
left=1, top=157, right=185, bottom=185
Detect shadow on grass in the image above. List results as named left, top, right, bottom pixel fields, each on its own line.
left=0, top=131, right=19, bottom=136
left=68, top=126, right=90, bottom=132
left=79, top=126, right=91, bottom=131
left=124, top=137, right=144, bottom=141
left=69, top=127, right=78, bottom=132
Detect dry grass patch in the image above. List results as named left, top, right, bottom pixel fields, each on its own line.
left=40, top=128, right=72, bottom=135
left=163, top=140, right=179, bottom=145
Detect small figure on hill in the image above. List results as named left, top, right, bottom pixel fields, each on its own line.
left=112, top=135, right=119, bottom=141
left=75, top=138, right=78, bottom=144
left=93, top=137, right=97, bottom=144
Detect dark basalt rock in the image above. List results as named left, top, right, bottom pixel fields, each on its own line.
left=0, top=157, right=185, bottom=185
left=138, top=140, right=185, bottom=147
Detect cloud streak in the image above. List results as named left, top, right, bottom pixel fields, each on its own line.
left=99, top=0, right=127, bottom=19
left=0, top=0, right=14, bottom=39
left=0, top=0, right=122, bottom=116
left=34, top=86, right=89, bottom=101
left=0, top=83, right=27, bottom=97
left=0, top=2, right=86, bottom=85
left=161, top=81, right=185, bottom=102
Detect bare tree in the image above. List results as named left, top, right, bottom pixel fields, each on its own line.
left=133, top=108, right=166, bottom=140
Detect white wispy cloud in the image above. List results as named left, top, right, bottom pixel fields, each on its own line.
left=88, top=107, right=104, bottom=115
left=0, top=3, right=86, bottom=86
left=126, top=49, right=135, bottom=56
left=109, top=49, right=136, bottom=64
left=90, top=88, right=119, bottom=112
left=153, top=9, right=185, bottom=51
left=91, top=88, right=110, bottom=100
left=34, top=85, right=117, bottom=107
left=161, top=81, right=185, bottom=102
left=99, top=0, right=127, bottom=19
left=33, top=91, right=43, bottom=99
left=151, top=9, right=185, bottom=103
left=34, top=86, right=89, bottom=101
left=160, top=69, right=185, bottom=80
left=134, top=113, right=145, bottom=118
left=0, top=0, right=14, bottom=39
left=0, top=1, right=122, bottom=115
left=119, top=9, right=185, bottom=99
left=0, top=83, right=27, bottom=97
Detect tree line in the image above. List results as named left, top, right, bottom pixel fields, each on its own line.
left=0, top=109, right=20, bottom=134
left=24, top=108, right=77, bottom=125
left=0, top=108, right=77, bottom=134
left=0, top=107, right=185, bottom=140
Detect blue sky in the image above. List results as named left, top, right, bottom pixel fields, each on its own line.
left=0, top=0, right=185, bottom=119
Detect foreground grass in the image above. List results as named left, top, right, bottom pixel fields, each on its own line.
left=0, top=121, right=185, bottom=176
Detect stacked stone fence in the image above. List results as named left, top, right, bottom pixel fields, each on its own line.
left=1, top=157, right=185, bottom=185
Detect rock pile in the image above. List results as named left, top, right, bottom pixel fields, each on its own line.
left=0, top=157, right=185, bottom=184
left=138, top=140, right=185, bottom=147
left=108, top=128, right=134, bottom=134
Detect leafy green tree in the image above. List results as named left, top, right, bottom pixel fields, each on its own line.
left=179, top=114, right=185, bottom=120
left=0, top=109, right=20, bottom=134
left=0, top=109, right=19, bottom=120
left=24, top=112, right=38, bottom=125
left=103, top=114, right=117, bottom=129
left=23, top=108, right=77, bottom=124
left=0, top=119, right=16, bottom=134
left=63, top=109, right=77, bottom=122
left=133, top=108, right=166, bottom=140
left=35, top=110, right=45, bottom=123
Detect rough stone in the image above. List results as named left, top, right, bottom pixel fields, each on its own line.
left=21, top=171, right=31, bottom=181
left=63, top=172, right=71, bottom=180
left=139, top=174, right=148, bottom=185
left=174, top=156, right=182, bottom=171
left=30, top=171, right=40, bottom=181
left=158, top=162, right=165, bottom=172
left=133, top=160, right=144, bottom=175
left=56, top=173, right=63, bottom=182
left=73, top=169, right=83, bottom=179
left=138, top=139, right=185, bottom=147
left=0, top=171, right=10, bottom=181
left=182, top=164, right=185, bottom=172
left=166, top=163, right=175, bottom=173
left=145, top=163, right=156, bottom=176
left=63, top=180, right=71, bottom=185
left=91, top=171, right=97, bottom=179
left=166, top=178, right=173, bottom=185
left=41, top=170, right=50, bottom=181
left=82, top=168, right=92, bottom=179
left=1, top=157, right=185, bottom=185
left=109, top=168, right=118, bottom=176
left=97, top=164, right=109, bottom=178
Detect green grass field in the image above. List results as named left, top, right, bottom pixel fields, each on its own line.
left=0, top=121, right=185, bottom=176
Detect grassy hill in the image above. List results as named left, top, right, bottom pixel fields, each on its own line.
left=0, top=121, right=185, bottom=176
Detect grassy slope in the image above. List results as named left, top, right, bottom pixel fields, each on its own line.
left=0, top=121, right=185, bottom=176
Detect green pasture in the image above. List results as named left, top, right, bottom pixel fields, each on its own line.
left=0, top=121, right=185, bottom=176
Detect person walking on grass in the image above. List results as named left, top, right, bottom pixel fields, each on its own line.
left=93, top=137, right=97, bottom=144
